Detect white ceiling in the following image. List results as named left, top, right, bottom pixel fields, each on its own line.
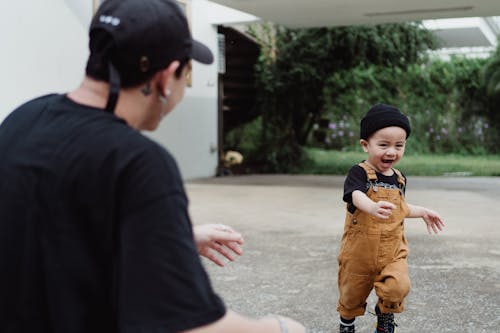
left=209, top=0, right=500, bottom=28
left=434, top=27, right=492, bottom=47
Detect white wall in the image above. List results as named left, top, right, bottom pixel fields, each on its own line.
left=206, top=0, right=259, bottom=25
left=0, top=0, right=255, bottom=180
left=64, top=0, right=94, bottom=28
left=0, top=0, right=89, bottom=123
left=147, top=0, right=258, bottom=179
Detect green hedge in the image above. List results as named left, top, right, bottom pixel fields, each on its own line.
left=225, top=56, right=496, bottom=173
left=225, top=25, right=499, bottom=173
left=319, top=57, right=493, bottom=154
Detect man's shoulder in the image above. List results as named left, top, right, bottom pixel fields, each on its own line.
left=17, top=93, right=62, bottom=112
left=3, top=94, right=58, bottom=121
left=21, top=93, right=59, bottom=106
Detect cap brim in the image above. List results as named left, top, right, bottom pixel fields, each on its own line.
left=191, top=39, right=214, bottom=65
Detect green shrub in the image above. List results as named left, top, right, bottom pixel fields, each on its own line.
left=320, top=57, right=493, bottom=154
left=230, top=24, right=497, bottom=174
left=245, top=22, right=437, bottom=172
left=225, top=116, right=263, bottom=157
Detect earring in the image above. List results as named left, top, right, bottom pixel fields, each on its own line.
left=159, top=89, right=171, bottom=105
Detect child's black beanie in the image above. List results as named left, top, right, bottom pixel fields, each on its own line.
left=360, top=104, right=411, bottom=140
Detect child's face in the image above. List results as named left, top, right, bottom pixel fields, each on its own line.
left=360, top=126, right=407, bottom=175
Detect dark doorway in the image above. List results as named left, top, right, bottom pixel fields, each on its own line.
left=217, top=26, right=260, bottom=174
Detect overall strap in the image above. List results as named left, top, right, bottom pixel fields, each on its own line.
left=392, top=168, right=406, bottom=186
left=392, top=167, right=406, bottom=193
left=358, top=161, right=378, bottom=182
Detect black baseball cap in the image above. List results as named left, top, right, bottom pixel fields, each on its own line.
left=86, top=0, right=214, bottom=112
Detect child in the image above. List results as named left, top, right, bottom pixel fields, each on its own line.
left=336, top=104, right=445, bottom=333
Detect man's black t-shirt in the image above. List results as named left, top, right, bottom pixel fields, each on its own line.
left=343, top=164, right=407, bottom=213
left=0, top=94, right=225, bottom=333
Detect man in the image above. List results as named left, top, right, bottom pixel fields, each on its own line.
left=0, top=1, right=306, bottom=332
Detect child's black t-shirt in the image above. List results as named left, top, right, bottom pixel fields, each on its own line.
left=343, top=163, right=407, bottom=214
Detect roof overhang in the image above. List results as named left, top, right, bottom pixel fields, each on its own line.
left=208, top=0, right=500, bottom=28
left=423, top=17, right=499, bottom=48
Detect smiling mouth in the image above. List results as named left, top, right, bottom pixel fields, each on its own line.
left=382, top=159, right=394, bottom=164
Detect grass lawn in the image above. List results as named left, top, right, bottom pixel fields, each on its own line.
left=302, top=148, right=500, bottom=176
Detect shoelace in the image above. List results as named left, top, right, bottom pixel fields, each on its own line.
left=377, top=312, right=397, bottom=333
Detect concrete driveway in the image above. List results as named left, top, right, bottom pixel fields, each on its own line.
left=187, top=175, right=500, bottom=333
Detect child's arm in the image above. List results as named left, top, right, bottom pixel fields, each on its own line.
left=407, top=203, right=445, bottom=234
left=352, top=190, right=396, bottom=219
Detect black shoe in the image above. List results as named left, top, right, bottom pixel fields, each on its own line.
left=374, top=312, right=397, bottom=333
left=340, top=323, right=355, bottom=333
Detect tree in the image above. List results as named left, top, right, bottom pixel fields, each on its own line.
left=249, top=23, right=437, bottom=171
left=482, top=42, right=500, bottom=150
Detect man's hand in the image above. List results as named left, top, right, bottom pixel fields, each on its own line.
left=193, top=224, right=244, bottom=267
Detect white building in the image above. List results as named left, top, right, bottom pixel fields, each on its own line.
left=2, top=0, right=499, bottom=179
left=423, top=16, right=500, bottom=59
left=0, top=0, right=257, bottom=180
left=210, top=0, right=500, bottom=60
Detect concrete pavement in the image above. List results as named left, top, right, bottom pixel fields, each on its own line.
left=187, top=175, right=500, bottom=333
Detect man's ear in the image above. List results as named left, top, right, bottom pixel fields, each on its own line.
left=157, top=61, right=180, bottom=97
left=360, top=139, right=369, bottom=152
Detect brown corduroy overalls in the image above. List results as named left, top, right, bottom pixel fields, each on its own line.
left=337, top=162, right=411, bottom=318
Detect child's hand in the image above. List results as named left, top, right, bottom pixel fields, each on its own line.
left=422, top=208, right=445, bottom=234
left=370, top=200, right=396, bottom=219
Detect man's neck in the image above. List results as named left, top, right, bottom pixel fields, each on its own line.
left=68, top=76, right=150, bottom=130
left=67, top=76, right=109, bottom=109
